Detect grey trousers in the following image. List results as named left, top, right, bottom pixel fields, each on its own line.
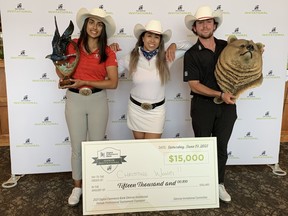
left=65, top=89, right=108, bottom=180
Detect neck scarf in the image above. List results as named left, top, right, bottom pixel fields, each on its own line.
left=140, top=47, right=158, bottom=61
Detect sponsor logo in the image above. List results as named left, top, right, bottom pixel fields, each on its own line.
left=55, top=137, right=71, bottom=146
left=239, top=91, right=261, bottom=101
left=129, top=5, right=152, bottom=15
left=112, top=114, right=127, bottom=123
left=48, top=4, right=72, bottom=14
left=264, top=70, right=281, bottom=79
left=30, top=26, right=52, bottom=37
left=32, top=73, right=56, bottom=83
left=7, top=3, right=32, bottom=13
left=98, top=5, right=113, bottom=15
left=168, top=5, right=191, bottom=15
left=262, top=27, right=285, bottom=37
left=245, top=5, right=268, bottom=14
left=167, top=93, right=189, bottom=102
left=227, top=151, right=240, bottom=159
left=225, top=27, right=248, bottom=37
left=16, top=138, right=40, bottom=147
left=13, top=95, right=37, bottom=105
left=92, top=147, right=126, bottom=174
left=114, top=28, right=133, bottom=38
left=256, top=111, right=276, bottom=120
left=119, top=72, right=132, bottom=81
left=238, top=131, right=258, bottom=140
left=34, top=116, right=58, bottom=126
left=174, top=133, right=181, bottom=138
left=215, top=5, right=229, bottom=15
left=11, top=50, right=35, bottom=60
left=253, top=150, right=273, bottom=159
left=37, top=158, right=60, bottom=167
left=53, top=94, right=67, bottom=104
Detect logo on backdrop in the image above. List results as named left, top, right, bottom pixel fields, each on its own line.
left=53, top=94, right=67, bottom=104
left=119, top=72, right=130, bottom=80
left=30, top=26, right=52, bottom=37
left=112, top=114, right=127, bottom=123
left=55, top=137, right=71, bottom=146
left=253, top=150, right=273, bottom=159
left=244, top=5, right=268, bottom=14
left=227, top=151, right=240, bottom=160
left=239, top=91, right=261, bottom=101
left=32, top=72, right=56, bottom=83
left=34, top=116, right=58, bottom=126
left=37, top=158, right=60, bottom=167
left=104, top=135, right=109, bottom=141
left=115, top=27, right=133, bottom=38
left=262, top=27, right=285, bottom=37
left=129, top=5, right=152, bottom=15
left=168, top=5, right=191, bottom=15
left=225, top=27, right=247, bottom=37
left=48, top=4, right=72, bottom=14
left=238, top=131, right=258, bottom=140
left=167, top=93, right=189, bottom=102
left=97, top=5, right=113, bottom=15
left=92, top=147, right=127, bottom=174
left=7, top=3, right=32, bottom=13
left=256, top=111, right=276, bottom=120
left=13, top=95, right=37, bottom=105
left=11, top=50, right=35, bottom=59
left=107, top=97, right=116, bottom=104
left=16, top=138, right=40, bottom=147
left=174, top=133, right=182, bottom=138
left=264, top=69, right=281, bottom=79
left=215, top=5, right=229, bottom=15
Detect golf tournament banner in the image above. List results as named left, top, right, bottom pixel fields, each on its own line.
left=82, top=137, right=218, bottom=215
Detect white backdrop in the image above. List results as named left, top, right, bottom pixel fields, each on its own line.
left=0, top=0, right=287, bottom=174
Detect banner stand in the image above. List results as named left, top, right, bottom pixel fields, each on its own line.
left=267, top=163, right=287, bottom=176
left=1, top=0, right=287, bottom=176
left=2, top=174, right=25, bottom=189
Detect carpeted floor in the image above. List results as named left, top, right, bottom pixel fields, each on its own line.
left=0, top=143, right=287, bottom=216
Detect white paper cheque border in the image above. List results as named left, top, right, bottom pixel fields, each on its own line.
left=82, top=137, right=219, bottom=215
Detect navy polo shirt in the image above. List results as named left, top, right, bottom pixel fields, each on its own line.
left=183, top=37, right=227, bottom=96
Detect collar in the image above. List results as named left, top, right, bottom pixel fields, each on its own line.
left=196, top=37, right=219, bottom=51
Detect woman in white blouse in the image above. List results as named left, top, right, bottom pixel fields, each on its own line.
left=117, top=20, right=189, bottom=139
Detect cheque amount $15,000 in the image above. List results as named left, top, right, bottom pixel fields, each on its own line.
left=165, top=152, right=208, bottom=164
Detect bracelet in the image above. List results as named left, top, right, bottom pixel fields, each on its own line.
left=220, top=92, right=223, bottom=99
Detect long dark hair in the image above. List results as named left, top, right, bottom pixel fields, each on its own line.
left=77, top=18, right=108, bottom=63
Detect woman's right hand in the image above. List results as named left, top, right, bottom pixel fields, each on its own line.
left=165, top=43, right=177, bottom=62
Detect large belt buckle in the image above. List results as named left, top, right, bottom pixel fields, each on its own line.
left=79, top=87, right=92, bottom=96
left=141, top=103, right=153, bottom=111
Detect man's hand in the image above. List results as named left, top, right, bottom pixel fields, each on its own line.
left=109, top=43, right=122, bottom=53
left=221, top=92, right=236, bottom=104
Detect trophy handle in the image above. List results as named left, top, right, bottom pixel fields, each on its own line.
left=55, top=40, right=80, bottom=87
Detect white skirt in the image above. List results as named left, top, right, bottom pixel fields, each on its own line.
left=127, top=99, right=166, bottom=133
